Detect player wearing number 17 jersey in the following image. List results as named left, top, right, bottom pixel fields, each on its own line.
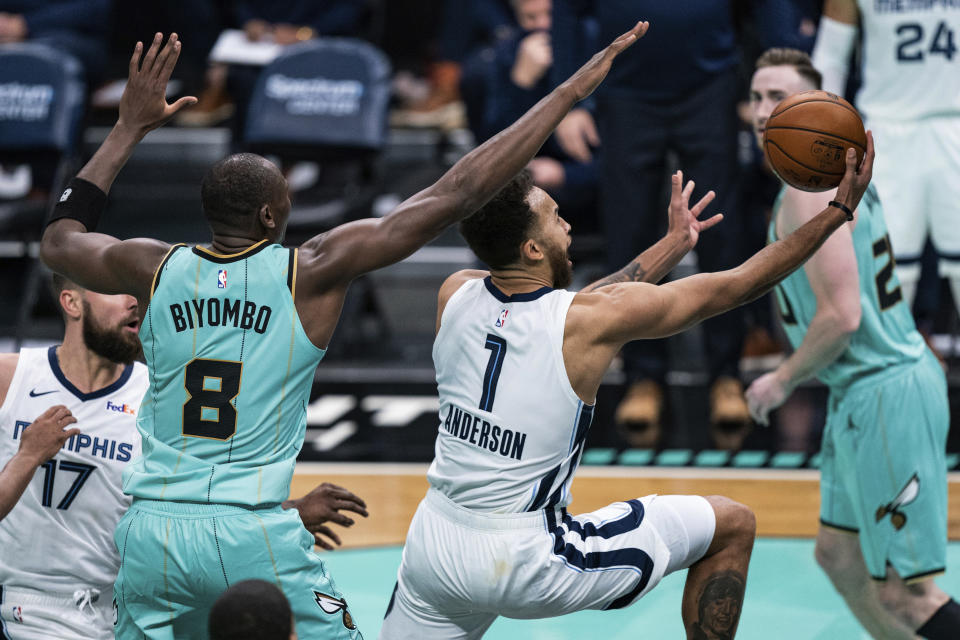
left=39, top=24, right=650, bottom=640
left=746, top=49, right=960, bottom=639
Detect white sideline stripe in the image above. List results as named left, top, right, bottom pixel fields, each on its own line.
left=293, top=463, right=960, bottom=483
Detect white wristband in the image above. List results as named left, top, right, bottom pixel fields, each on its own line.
left=811, top=16, right=858, bottom=95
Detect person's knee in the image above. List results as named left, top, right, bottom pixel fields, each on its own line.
left=813, top=536, right=852, bottom=577
left=706, top=496, right=756, bottom=550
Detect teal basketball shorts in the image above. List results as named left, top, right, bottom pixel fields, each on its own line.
left=820, top=352, right=949, bottom=581
left=113, top=499, right=362, bottom=639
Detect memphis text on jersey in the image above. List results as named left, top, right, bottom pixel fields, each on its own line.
left=441, top=405, right=527, bottom=460
left=12, top=420, right=134, bottom=461
left=168, top=298, right=272, bottom=334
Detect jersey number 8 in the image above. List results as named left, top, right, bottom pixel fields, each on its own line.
left=182, top=358, right=243, bottom=440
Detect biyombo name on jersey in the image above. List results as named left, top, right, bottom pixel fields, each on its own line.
left=442, top=405, right=527, bottom=460
left=12, top=420, right=134, bottom=461
left=169, top=298, right=272, bottom=334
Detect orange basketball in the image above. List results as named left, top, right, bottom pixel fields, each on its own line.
left=763, top=90, right=867, bottom=192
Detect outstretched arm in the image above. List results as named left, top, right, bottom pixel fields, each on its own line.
left=585, top=135, right=874, bottom=346
left=745, top=190, right=861, bottom=425
left=299, top=22, right=650, bottom=288
left=0, top=406, right=79, bottom=521
left=581, top=171, right=721, bottom=292
left=39, top=33, right=197, bottom=299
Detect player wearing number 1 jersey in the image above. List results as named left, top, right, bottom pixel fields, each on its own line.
left=812, top=0, right=960, bottom=317
left=383, top=121, right=876, bottom=636
left=745, top=49, right=960, bottom=639
left=39, top=24, right=650, bottom=640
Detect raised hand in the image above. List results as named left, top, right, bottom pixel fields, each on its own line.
left=564, top=21, right=649, bottom=102
left=18, top=405, right=80, bottom=465
left=834, top=130, right=875, bottom=213
left=284, top=482, right=369, bottom=550
left=119, top=33, right=197, bottom=136
left=667, top=170, right=723, bottom=252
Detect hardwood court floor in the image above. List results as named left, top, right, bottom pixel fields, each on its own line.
left=291, top=463, right=960, bottom=548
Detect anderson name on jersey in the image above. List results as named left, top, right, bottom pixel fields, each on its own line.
left=428, top=277, right=593, bottom=514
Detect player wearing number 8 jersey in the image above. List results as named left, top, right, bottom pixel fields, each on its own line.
left=39, top=24, right=651, bottom=640
left=746, top=49, right=960, bottom=638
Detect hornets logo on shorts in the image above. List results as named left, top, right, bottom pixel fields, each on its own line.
left=314, top=591, right=356, bottom=630
left=875, top=473, right=920, bottom=531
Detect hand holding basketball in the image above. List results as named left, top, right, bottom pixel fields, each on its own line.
left=834, top=130, right=876, bottom=214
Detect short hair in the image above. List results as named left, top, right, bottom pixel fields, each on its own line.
left=208, top=579, right=292, bottom=640
left=50, top=273, right=79, bottom=299
left=200, top=153, right=283, bottom=229
left=756, top=48, right=822, bottom=90
left=459, top=170, right=537, bottom=268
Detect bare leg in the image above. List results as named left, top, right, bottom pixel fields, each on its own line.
left=877, top=568, right=951, bottom=635
left=681, top=496, right=755, bottom=639
left=814, top=526, right=917, bottom=639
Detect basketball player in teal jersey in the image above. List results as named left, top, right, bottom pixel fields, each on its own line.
left=745, top=49, right=960, bottom=639
left=38, top=25, right=650, bottom=639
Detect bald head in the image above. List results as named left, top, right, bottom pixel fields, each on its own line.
left=200, top=153, right=287, bottom=233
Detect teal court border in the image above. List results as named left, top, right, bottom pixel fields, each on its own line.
left=324, top=539, right=960, bottom=639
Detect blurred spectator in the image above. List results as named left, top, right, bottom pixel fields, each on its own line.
left=551, top=0, right=751, bottom=450
left=178, top=0, right=368, bottom=128
left=461, top=0, right=598, bottom=225
left=0, top=0, right=110, bottom=84
left=392, top=0, right=514, bottom=129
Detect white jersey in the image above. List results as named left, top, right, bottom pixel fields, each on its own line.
left=427, top=277, right=593, bottom=513
left=856, top=0, right=960, bottom=121
left=0, top=347, right=146, bottom=593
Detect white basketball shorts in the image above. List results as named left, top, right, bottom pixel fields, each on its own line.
left=0, top=585, right=114, bottom=640
left=379, top=489, right=716, bottom=640
left=868, top=116, right=960, bottom=278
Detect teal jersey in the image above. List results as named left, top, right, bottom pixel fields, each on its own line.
left=123, top=240, right=325, bottom=506
left=768, top=185, right=926, bottom=390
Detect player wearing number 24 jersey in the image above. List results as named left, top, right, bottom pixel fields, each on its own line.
left=746, top=49, right=960, bottom=638
left=39, top=24, right=649, bottom=640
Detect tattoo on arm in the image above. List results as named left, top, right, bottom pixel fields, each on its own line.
left=580, top=260, right=648, bottom=293
left=690, top=570, right=745, bottom=640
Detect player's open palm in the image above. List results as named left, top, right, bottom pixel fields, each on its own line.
left=288, top=482, right=369, bottom=550
left=19, top=405, right=79, bottom=465
left=667, top=170, right=722, bottom=252
left=119, top=32, right=197, bottom=135
left=566, top=21, right=649, bottom=101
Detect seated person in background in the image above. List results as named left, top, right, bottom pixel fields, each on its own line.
left=0, top=0, right=110, bottom=84
left=178, top=0, right=368, bottom=128
left=462, top=0, right=598, bottom=229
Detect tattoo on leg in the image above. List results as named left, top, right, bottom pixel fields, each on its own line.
left=690, top=570, right=745, bottom=640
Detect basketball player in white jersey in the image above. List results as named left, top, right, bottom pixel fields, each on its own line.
left=381, top=132, right=876, bottom=638
left=812, top=0, right=960, bottom=313
left=0, top=274, right=148, bottom=639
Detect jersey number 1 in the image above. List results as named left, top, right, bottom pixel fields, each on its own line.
left=182, top=358, right=242, bottom=440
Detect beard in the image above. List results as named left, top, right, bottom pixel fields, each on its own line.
left=82, top=303, right=142, bottom=364
left=546, top=242, right=573, bottom=289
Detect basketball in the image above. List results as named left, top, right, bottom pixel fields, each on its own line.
left=763, top=90, right=867, bottom=192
